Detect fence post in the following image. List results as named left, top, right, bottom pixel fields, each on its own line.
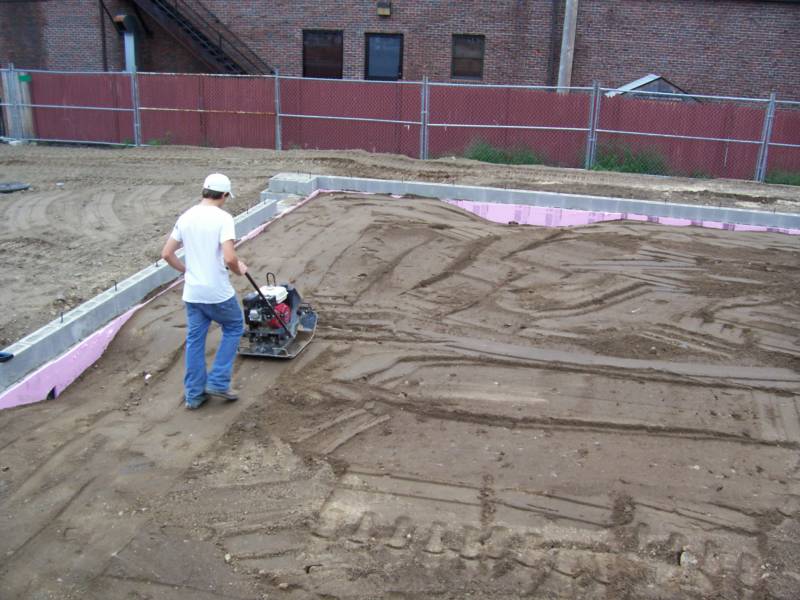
left=584, top=80, right=600, bottom=169
left=0, top=68, right=4, bottom=137
left=0, top=65, right=11, bottom=138
left=4, top=63, right=22, bottom=140
left=754, top=92, right=777, bottom=183
left=419, top=76, right=429, bottom=160
left=274, top=69, right=282, bottom=151
left=130, top=70, right=142, bottom=146
left=425, top=76, right=431, bottom=159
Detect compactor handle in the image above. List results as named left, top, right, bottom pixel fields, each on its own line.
left=245, top=272, right=270, bottom=303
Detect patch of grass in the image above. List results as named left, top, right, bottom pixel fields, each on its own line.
left=592, top=145, right=668, bottom=176
left=146, top=132, right=173, bottom=146
left=464, top=140, right=544, bottom=165
left=766, top=170, right=800, bottom=186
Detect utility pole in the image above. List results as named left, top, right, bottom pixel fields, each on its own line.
left=557, top=0, right=579, bottom=93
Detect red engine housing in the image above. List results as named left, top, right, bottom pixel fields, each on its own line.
left=268, top=303, right=291, bottom=329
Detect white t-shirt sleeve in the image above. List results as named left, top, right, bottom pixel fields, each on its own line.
left=170, top=217, right=182, bottom=242
left=219, top=213, right=235, bottom=244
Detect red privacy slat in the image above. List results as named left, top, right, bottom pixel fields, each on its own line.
left=28, top=72, right=134, bottom=143
left=18, top=72, right=800, bottom=179
left=427, top=86, right=591, bottom=166
left=279, top=79, right=421, bottom=155
left=597, top=95, right=771, bottom=178
left=768, top=107, right=800, bottom=174
left=138, top=74, right=275, bottom=148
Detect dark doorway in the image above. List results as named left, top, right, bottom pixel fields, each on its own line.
left=365, top=33, right=403, bottom=81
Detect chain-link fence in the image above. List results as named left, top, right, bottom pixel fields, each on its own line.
left=594, top=88, right=774, bottom=180
left=2, top=65, right=799, bottom=184
left=767, top=101, right=800, bottom=185
left=137, top=72, right=275, bottom=148
left=0, top=68, right=134, bottom=145
left=427, top=82, right=594, bottom=168
left=278, top=75, right=422, bottom=155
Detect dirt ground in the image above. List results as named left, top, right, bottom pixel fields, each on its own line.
left=1, top=180, right=799, bottom=598
left=0, top=143, right=798, bottom=346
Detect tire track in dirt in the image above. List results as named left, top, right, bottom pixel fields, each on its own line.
left=340, top=389, right=800, bottom=449
left=4, top=190, right=69, bottom=233
left=502, top=229, right=573, bottom=259
left=651, top=322, right=741, bottom=353
left=411, top=234, right=501, bottom=291
left=2, top=475, right=97, bottom=555
left=317, top=327, right=799, bottom=392
left=505, top=282, right=651, bottom=319
left=352, top=237, right=439, bottom=302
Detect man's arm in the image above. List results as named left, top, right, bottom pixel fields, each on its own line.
left=222, top=239, right=248, bottom=276
left=160, top=236, right=186, bottom=273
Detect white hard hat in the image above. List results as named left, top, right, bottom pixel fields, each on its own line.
left=203, top=173, right=235, bottom=197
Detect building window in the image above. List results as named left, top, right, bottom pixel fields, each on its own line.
left=365, top=33, right=403, bottom=80
left=452, top=34, right=485, bottom=79
left=303, top=30, right=343, bottom=78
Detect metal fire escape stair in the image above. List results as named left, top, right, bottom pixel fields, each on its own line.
left=129, top=0, right=273, bottom=74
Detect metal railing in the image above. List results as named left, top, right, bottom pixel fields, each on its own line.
left=155, top=0, right=274, bottom=74
left=1, top=66, right=799, bottom=183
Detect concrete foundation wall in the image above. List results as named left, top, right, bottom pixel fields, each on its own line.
left=269, top=173, right=800, bottom=231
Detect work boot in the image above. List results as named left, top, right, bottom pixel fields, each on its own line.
left=205, top=388, right=239, bottom=402
left=185, top=394, right=208, bottom=410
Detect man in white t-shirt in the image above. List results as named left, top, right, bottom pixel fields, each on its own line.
left=160, top=173, right=248, bottom=409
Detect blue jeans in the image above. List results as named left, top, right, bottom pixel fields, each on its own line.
left=184, top=295, right=244, bottom=406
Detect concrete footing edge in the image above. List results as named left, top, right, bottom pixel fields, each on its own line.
left=268, top=173, right=800, bottom=231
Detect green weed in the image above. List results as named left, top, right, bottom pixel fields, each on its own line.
left=146, top=132, right=173, bottom=146
left=592, top=145, right=668, bottom=175
left=463, top=140, right=544, bottom=165
left=766, top=170, right=800, bottom=186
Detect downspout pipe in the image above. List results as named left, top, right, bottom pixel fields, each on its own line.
left=99, top=0, right=108, bottom=70
left=546, top=0, right=560, bottom=85
left=557, top=0, right=579, bottom=93
left=113, top=14, right=143, bottom=72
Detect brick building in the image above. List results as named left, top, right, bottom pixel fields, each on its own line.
left=1, top=1, right=799, bottom=99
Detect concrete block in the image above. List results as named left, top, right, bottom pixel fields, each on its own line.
left=313, top=175, right=339, bottom=191
left=260, top=189, right=296, bottom=204
left=362, top=178, right=384, bottom=194
left=234, top=198, right=279, bottom=237
left=269, top=172, right=318, bottom=195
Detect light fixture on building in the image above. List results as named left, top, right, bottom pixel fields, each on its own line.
left=377, top=1, right=391, bottom=17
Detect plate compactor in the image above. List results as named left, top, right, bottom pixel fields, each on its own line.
left=238, top=272, right=318, bottom=359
